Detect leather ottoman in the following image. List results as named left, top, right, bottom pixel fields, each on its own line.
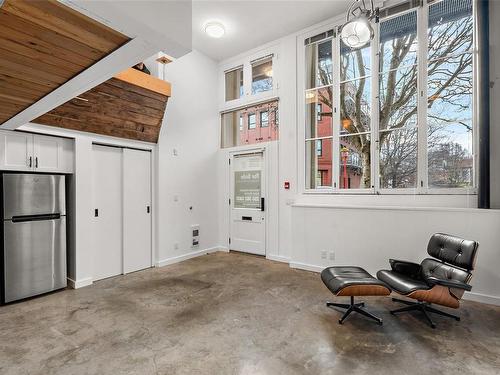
left=321, top=266, right=391, bottom=325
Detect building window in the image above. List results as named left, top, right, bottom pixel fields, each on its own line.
left=303, top=0, right=476, bottom=194
left=220, top=100, right=279, bottom=148
left=252, top=56, right=273, bottom=94
left=260, top=111, right=269, bottom=127
left=225, top=66, right=244, bottom=101
left=316, top=139, right=323, bottom=156
left=248, top=113, right=256, bottom=129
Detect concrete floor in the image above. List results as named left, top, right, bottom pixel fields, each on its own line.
left=1, top=252, right=499, bottom=375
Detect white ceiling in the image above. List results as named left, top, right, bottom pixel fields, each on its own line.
left=192, top=0, right=351, bottom=61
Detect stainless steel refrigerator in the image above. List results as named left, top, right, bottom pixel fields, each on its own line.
left=1, top=173, right=67, bottom=303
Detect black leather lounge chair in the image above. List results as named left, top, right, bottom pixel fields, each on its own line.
left=377, top=233, right=478, bottom=328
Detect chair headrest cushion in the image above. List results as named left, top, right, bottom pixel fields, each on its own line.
left=427, top=233, right=478, bottom=270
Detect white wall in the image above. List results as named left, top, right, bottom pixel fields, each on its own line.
left=157, top=50, right=221, bottom=265
left=291, top=205, right=500, bottom=305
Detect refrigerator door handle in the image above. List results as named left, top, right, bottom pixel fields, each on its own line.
left=11, top=213, right=61, bottom=223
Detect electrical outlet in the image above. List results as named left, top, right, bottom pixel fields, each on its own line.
left=329, top=251, right=335, bottom=261
left=321, top=250, right=327, bottom=260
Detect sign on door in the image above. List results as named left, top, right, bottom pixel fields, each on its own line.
left=234, top=170, right=261, bottom=209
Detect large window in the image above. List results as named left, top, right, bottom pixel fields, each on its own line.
left=303, top=0, right=476, bottom=193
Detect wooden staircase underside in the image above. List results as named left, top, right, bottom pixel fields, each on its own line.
left=0, top=0, right=130, bottom=124
left=34, top=68, right=171, bottom=143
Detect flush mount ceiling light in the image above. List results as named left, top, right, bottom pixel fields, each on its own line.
left=340, top=0, right=379, bottom=49
left=204, top=21, right=225, bottom=38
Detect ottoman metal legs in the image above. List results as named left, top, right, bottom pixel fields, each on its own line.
left=321, top=266, right=391, bottom=326
left=327, top=296, right=383, bottom=325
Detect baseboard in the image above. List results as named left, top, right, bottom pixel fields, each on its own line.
left=289, top=261, right=323, bottom=273
left=266, top=254, right=290, bottom=263
left=67, top=277, right=93, bottom=289
left=218, top=246, right=230, bottom=253
left=156, top=247, right=222, bottom=267
left=464, top=291, right=500, bottom=306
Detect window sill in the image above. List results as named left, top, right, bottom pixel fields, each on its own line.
left=290, top=203, right=493, bottom=213
left=295, top=191, right=479, bottom=210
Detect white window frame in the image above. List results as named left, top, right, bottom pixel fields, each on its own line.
left=298, top=0, right=478, bottom=196
left=219, top=45, right=280, bottom=112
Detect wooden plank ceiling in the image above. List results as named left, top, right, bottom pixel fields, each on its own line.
left=0, top=0, right=130, bottom=124
left=34, top=68, right=171, bottom=143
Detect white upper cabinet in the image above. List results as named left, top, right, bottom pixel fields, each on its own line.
left=0, top=130, right=74, bottom=173
left=0, top=131, right=33, bottom=171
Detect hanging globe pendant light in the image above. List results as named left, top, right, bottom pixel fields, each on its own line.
left=340, top=0, right=379, bottom=49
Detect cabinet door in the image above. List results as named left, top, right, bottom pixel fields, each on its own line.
left=0, top=131, right=33, bottom=171
left=33, top=134, right=63, bottom=172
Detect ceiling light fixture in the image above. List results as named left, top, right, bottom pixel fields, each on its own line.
left=340, top=0, right=379, bottom=49
left=204, top=21, right=225, bottom=38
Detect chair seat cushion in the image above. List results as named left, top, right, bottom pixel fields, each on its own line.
left=321, top=266, right=391, bottom=296
left=377, top=270, right=431, bottom=295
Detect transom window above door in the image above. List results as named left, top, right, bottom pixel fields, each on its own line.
left=221, top=100, right=279, bottom=148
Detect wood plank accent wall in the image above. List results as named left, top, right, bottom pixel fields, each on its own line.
left=0, top=0, right=129, bottom=124
left=34, top=70, right=171, bottom=143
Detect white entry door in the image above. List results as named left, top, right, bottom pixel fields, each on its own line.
left=92, top=144, right=123, bottom=281
left=230, top=152, right=266, bottom=255
left=123, top=148, right=152, bottom=273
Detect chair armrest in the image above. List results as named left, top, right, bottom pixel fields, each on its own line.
left=426, top=276, right=472, bottom=291
left=389, top=259, right=421, bottom=277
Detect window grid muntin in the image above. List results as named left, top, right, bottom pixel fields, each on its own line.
left=303, top=0, right=476, bottom=194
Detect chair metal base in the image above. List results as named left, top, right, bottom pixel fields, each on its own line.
left=390, top=297, right=460, bottom=329
left=326, top=296, right=383, bottom=325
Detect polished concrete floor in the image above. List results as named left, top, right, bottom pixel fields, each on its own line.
left=1, top=252, right=499, bottom=375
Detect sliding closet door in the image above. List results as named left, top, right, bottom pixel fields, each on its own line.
left=92, top=144, right=123, bottom=281
left=123, top=148, right=152, bottom=273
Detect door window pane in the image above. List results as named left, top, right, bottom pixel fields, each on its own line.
left=379, top=129, right=418, bottom=189
left=252, top=57, right=273, bottom=94
left=306, top=138, right=332, bottom=189
left=305, top=87, right=333, bottom=138
left=225, top=67, right=244, bottom=101
left=234, top=170, right=262, bottom=209
left=305, top=39, right=333, bottom=89
left=339, top=135, right=371, bottom=189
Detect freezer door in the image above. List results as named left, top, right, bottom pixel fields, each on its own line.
left=3, top=217, right=67, bottom=303
left=2, top=174, right=65, bottom=219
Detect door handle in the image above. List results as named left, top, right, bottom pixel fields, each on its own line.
left=261, top=197, right=265, bottom=212
left=147, top=206, right=150, bottom=213
left=94, top=209, right=99, bottom=217
left=35, top=157, right=38, bottom=168
left=28, top=156, right=32, bottom=168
